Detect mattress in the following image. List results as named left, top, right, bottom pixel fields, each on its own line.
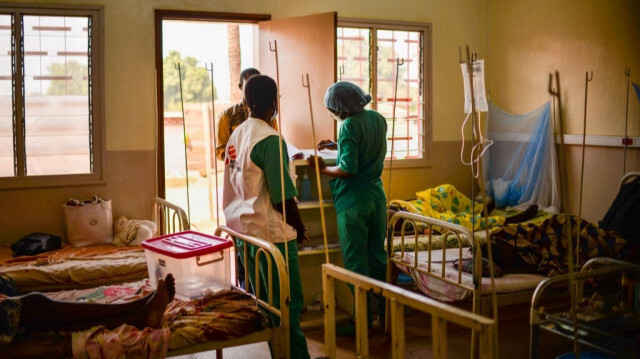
left=1, top=280, right=268, bottom=358
left=394, top=248, right=546, bottom=302
left=46, top=280, right=267, bottom=356
left=0, top=245, right=149, bottom=292
left=390, top=231, right=487, bottom=253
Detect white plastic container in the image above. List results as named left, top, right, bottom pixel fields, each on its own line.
left=142, top=231, right=232, bottom=300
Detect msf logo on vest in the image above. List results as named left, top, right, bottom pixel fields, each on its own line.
left=226, top=145, right=242, bottom=172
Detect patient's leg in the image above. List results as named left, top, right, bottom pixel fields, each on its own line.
left=20, top=273, right=175, bottom=332
left=0, top=334, right=72, bottom=359
left=503, top=204, right=539, bottom=224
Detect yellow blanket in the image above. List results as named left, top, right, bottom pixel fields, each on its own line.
left=390, top=184, right=505, bottom=232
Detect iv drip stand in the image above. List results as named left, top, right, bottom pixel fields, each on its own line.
left=175, top=62, right=191, bottom=222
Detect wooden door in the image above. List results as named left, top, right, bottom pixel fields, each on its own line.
left=259, top=12, right=337, bottom=150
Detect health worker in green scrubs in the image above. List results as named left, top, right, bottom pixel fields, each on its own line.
left=308, top=81, right=388, bottom=331
left=222, top=75, right=310, bottom=359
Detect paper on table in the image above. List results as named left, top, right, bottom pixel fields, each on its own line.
left=286, top=142, right=337, bottom=160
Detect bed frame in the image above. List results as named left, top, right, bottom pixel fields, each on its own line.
left=387, top=212, right=484, bottom=312
left=386, top=211, right=540, bottom=316
left=323, top=263, right=497, bottom=358
left=530, top=257, right=640, bottom=358
left=153, top=197, right=190, bottom=235
left=168, top=225, right=291, bottom=359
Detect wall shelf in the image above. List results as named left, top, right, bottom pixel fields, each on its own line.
left=297, top=200, right=333, bottom=209
left=298, top=236, right=341, bottom=256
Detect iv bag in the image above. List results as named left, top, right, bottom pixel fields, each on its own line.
left=461, top=59, right=488, bottom=113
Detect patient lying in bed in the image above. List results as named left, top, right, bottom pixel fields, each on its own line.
left=389, top=184, right=541, bottom=236
left=0, top=274, right=175, bottom=358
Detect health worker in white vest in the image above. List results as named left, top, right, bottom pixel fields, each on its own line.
left=222, top=75, right=310, bottom=359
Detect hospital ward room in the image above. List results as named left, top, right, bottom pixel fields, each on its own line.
left=1, top=1, right=640, bottom=358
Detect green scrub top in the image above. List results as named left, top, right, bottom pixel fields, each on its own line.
left=331, top=109, right=387, bottom=212
left=251, top=135, right=298, bottom=204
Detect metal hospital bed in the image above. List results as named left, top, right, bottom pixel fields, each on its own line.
left=0, top=197, right=185, bottom=293
left=151, top=198, right=294, bottom=358
left=2, top=198, right=292, bottom=359
left=167, top=225, right=291, bottom=359
left=387, top=212, right=547, bottom=316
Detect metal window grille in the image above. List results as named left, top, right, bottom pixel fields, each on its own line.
left=337, top=24, right=427, bottom=161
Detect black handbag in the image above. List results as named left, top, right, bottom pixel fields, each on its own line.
left=11, top=232, right=62, bottom=257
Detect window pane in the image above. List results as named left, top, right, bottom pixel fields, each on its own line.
left=376, top=29, right=424, bottom=160
left=0, top=14, right=13, bottom=177
left=23, top=15, right=91, bottom=175
left=337, top=27, right=371, bottom=96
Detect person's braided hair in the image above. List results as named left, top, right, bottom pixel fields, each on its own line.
left=244, top=75, right=277, bottom=118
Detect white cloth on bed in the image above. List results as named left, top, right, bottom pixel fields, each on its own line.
left=395, top=249, right=546, bottom=302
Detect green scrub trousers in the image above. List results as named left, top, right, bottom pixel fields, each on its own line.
left=336, top=199, right=388, bottom=324
left=235, top=238, right=309, bottom=359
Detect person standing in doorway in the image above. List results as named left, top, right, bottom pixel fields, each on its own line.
left=216, top=68, right=278, bottom=161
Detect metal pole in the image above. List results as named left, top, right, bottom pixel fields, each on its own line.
left=624, top=68, right=631, bottom=175
left=302, top=73, right=330, bottom=264
left=175, top=62, right=191, bottom=222
left=269, top=40, right=289, bottom=271
left=387, top=57, right=404, bottom=213
left=205, top=63, right=220, bottom=227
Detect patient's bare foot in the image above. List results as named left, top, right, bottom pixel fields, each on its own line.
left=138, top=274, right=175, bottom=329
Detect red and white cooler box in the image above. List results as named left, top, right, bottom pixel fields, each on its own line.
left=142, top=231, right=232, bottom=299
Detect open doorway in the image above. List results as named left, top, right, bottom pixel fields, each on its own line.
left=155, top=11, right=269, bottom=233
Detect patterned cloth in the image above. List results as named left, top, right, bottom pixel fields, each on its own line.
left=490, top=214, right=629, bottom=276
left=0, top=295, right=22, bottom=345
left=390, top=184, right=505, bottom=232
left=166, top=291, right=267, bottom=349
left=72, top=325, right=170, bottom=359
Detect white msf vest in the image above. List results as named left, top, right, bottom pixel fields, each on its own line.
left=222, top=118, right=296, bottom=243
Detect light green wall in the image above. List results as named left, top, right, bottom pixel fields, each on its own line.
left=4, top=0, right=638, bottom=230
left=486, top=0, right=640, bottom=221
left=486, top=0, right=640, bottom=135
left=4, top=0, right=487, bottom=151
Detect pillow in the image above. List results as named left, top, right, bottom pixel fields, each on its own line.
left=113, top=216, right=157, bottom=246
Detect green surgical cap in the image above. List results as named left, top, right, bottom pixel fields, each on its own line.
left=324, top=81, right=372, bottom=113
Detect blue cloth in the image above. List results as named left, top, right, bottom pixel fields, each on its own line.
left=324, top=81, right=372, bottom=113
left=485, top=101, right=559, bottom=210
left=633, top=82, right=640, bottom=104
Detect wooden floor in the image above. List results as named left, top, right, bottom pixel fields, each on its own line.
left=176, top=302, right=574, bottom=359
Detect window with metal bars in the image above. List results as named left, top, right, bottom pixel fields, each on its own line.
left=0, top=5, right=104, bottom=188
left=337, top=19, right=431, bottom=165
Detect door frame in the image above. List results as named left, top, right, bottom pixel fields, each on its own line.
left=154, top=9, right=271, bottom=198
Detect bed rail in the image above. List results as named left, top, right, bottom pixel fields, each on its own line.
left=387, top=212, right=483, bottom=309
left=214, top=225, right=290, bottom=359
left=530, top=258, right=640, bottom=358
left=323, top=263, right=497, bottom=359
left=153, top=197, right=190, bottom=235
